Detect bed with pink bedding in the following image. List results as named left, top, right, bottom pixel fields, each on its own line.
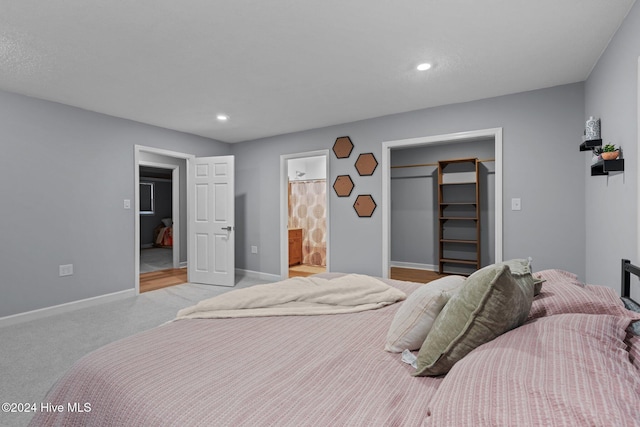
left=29, top=262, right=640, bottom=427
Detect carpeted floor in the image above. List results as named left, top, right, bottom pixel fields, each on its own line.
left=140, top=247, right=174, bottom=273
left=0, top=275, right=270, bottom=427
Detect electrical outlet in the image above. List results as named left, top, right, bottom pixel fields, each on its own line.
left=251, top=246, right=258, bottom=254
left=59, top=264, right=74, bottom=277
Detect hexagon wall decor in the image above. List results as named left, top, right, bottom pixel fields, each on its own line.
left=333, top=175, right=354, bottom=197
left=333, top=136, right=354, bottom=158
left=353, top=194, right=377, bottom=217
left=355, top=153, right=378, bottom=176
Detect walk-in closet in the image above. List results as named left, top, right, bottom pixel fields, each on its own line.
left=390, top=139, right=496, bottom=276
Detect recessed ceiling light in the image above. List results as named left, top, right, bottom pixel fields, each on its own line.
left=416, top=63, right=432, bottom=71
left=216, top=114, right=229, bottom=121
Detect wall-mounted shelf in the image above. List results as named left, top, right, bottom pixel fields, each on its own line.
left=579, top=139, right=602, bottom=151
left=579, top=131, right=625, bottom=175
left=591, top=159, right=624, bottom=176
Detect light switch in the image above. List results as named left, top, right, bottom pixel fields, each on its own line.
left=59, top=264, right=73, bottom=277
left=124, top=199, right=131, bottom=209
left=511, top=198, right=521, bottom=211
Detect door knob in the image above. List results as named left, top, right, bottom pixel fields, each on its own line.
left=221, top=226, right=234, bottom=231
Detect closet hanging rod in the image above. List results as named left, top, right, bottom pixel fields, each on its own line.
left=391, top=158, right=495, bottom=169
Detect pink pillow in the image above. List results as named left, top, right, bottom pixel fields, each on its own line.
left=424, top=313, right=640, bottom=426
left=529, top=269, right=628, bottom=319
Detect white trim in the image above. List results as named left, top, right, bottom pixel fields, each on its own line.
left=134, top=145, right=194, bottom=295
left=0, top=289, right=135, bottom=328
left=236, top=268, right=280, bottom=282
left=637, top=57, right=640, bottom=265
left=390, top=261, right=438, bottom=272
left=381, top=128, right=503, bottom=279
left=172, top=167, right=180, bottom=268
left=280, top=150, right=331, bottom=280
left=134, top=144, right=195, bottom=160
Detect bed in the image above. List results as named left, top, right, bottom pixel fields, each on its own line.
left=29, top=260, right=640, bottom=426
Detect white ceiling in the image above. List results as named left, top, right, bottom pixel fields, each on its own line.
left=0, top=0, right=635, bottom=143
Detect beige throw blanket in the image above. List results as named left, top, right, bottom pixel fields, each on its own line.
left=175, top=274, right=406, bottom=320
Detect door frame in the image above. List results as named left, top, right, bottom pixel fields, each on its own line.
left=637, top=57, right=640, bottom=270
left=134, top=145, right=194, bottom=294
left=280, top=149, right=331, bottom=279
left=381, top=128, right=503, bottom=278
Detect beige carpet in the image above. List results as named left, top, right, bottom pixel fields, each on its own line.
left=0, top=275, right=270, bottom=427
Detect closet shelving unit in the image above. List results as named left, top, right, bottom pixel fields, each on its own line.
left=438, top=158, right=480, bottom=275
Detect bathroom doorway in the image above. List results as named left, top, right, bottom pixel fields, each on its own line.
left=280, top=151, right=330, bottom=278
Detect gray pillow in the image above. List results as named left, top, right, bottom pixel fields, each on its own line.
left=413, top=263, right=534, bottom=376
left=497, top=258, right=543, bottom=296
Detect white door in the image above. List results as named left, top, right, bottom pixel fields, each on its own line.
left=189, top=155, right=235, bottom=287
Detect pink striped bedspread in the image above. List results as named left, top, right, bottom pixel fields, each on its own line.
left=29, top=272, right=640, bottom=426
left=29, top=278, right=442, bottom=427
left=424, top=313, right=640, bottom=426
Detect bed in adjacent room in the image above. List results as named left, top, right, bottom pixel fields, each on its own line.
left=29, top=260, right=640, bottom=426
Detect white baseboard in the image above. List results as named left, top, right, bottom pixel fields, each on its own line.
left=1, top=270, right=280, bottom=327
left=236, top=268, right=281, bottom=282
left=0, top=289, right=136, bottom=328
left=390, top=261, right=438, bottom=271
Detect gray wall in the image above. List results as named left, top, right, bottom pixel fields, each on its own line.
left=231, top=82, right=586, bottom=279
left=9, top=16, right=628, bottom=317
left=0, top=90, right=230, bottom=318
left=584, top=0, right=640, bottom=291
left=390, top=140, right=495, bottom=269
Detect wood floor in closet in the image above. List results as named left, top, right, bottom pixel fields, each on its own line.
left=389, top=267, right=449, bottom=284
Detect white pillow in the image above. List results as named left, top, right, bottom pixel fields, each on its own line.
left=384, top=275, right=466, bottom=353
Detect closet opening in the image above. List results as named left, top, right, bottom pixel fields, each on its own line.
left=381, top=129, right=503, bottom=281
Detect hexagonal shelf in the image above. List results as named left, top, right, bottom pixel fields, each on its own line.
left=333, top=175, right=354, bottom=197
left=355, top=153, right=378, bottom=176
left=353, top=194, right=377, bottom=217
left=333, top=136, right=354, bottom=159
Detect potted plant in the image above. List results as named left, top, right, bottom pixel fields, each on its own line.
left=601, top=144, right=620, bottom=160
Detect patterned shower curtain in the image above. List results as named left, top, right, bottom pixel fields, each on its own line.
left=288, top=180, right=327, bottom=266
